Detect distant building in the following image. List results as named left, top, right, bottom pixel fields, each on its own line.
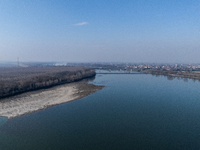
left=54, top=63, right=67, bottom=66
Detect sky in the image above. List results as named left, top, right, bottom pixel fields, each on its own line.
left=0, top=0, right=200, bottom=63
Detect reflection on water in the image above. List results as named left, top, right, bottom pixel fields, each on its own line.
left=167, top=76, right=174, bottom=80
left=152, top=73, right=199, bottom=82
left=192, top=78, right=197, bottom=82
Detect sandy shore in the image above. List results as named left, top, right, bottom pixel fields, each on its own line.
left=0, top=80, right=103, bottom=119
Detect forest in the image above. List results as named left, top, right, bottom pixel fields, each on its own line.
left=0, top=66, right=96, bottom=98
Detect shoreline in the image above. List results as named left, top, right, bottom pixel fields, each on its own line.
left=0, top=80, right=104, bottom=119
left=139, top=69, right=200, bottom=81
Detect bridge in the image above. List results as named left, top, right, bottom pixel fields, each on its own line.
left=96, top=72, right=142, bottom=74
left=96, top=69, right=142, bottom=74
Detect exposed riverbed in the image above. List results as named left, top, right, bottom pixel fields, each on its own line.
left=0, top=80, right=103, bottom=118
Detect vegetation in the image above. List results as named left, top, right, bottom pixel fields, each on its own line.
left=0, top=66, right=95, bottom=98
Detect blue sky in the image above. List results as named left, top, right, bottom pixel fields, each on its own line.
left=0, top=0, right=200, bottom=63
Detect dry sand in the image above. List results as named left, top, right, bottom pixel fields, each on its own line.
left=0, top=80, right=103, bottom=119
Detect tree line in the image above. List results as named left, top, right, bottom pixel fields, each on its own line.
left=0, top=66, right=95, bottom=98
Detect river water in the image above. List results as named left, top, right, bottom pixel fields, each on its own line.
left=1, top=73, right=200, bottom=150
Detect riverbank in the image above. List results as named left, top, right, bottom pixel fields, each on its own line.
left=0, top=80, right=104, bottom=119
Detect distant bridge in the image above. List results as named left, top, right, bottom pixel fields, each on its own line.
left=96, top=69, right=142, bottom=75
left=96, top=72, right=142, bottom=74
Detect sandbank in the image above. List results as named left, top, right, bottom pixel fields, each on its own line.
left=0, top=80, right=103, bottom=119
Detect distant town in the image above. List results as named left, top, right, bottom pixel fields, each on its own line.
left=1, top=61, right=200, bottom=80
left=86, top=62, right=200, bottom=81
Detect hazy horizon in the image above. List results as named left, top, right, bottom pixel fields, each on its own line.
left=0, top=0, right=199, bottom=63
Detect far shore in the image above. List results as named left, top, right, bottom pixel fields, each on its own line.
left=0, top=80, right=104, bottom=119
left=139, top=69, right=200, bottom=81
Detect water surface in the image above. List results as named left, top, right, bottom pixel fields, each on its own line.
left=0, top=117, right=7, bottom=127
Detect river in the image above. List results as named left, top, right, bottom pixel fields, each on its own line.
left=1, top=72, right=200, bottom=149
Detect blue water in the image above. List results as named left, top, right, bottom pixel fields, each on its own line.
left=1, top=74, right=200, bottom=150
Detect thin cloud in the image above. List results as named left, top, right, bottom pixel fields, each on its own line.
left=74, top=22, right=88, bottom=26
